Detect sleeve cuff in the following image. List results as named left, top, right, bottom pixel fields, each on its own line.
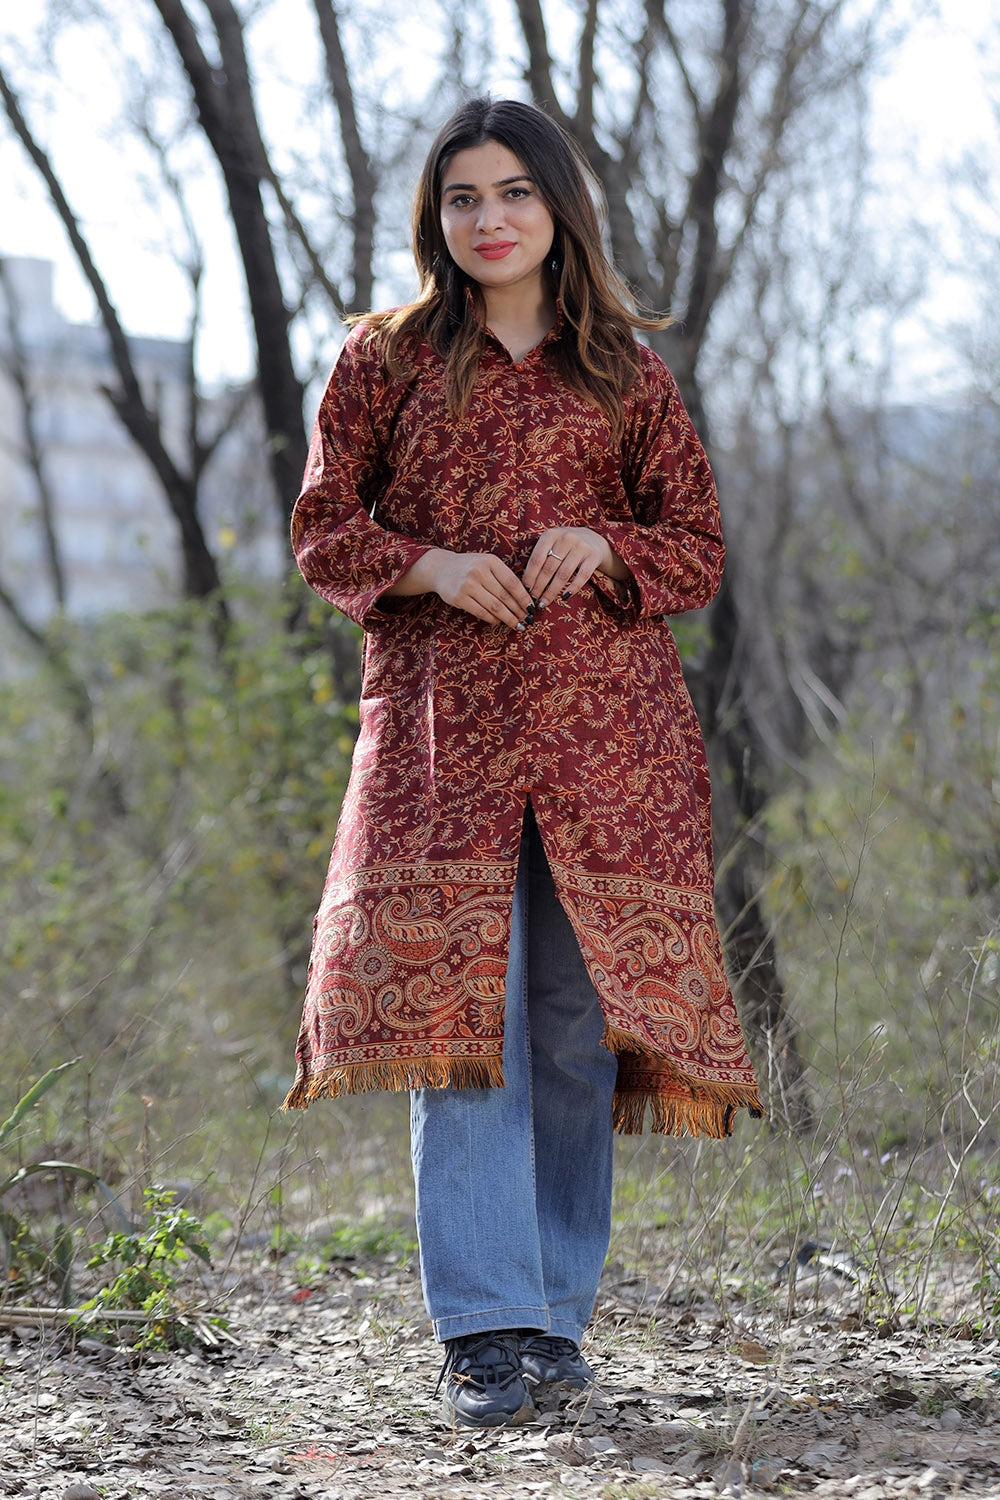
left=588, top=568, right=640, bottom=618
left=359, top=542, right=434, bottom=625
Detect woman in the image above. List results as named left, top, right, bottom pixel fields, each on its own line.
left=283, top=96, right=761, bottom=1428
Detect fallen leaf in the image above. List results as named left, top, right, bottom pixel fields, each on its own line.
left=737, top=1339, right=771, bottom=1364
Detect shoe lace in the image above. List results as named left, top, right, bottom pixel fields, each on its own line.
left=435, top=1331, right=522, bottom=1396
left=520, top=1334, right=579, bottom=1358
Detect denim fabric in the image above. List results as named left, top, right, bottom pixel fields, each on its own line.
left=409, top=802, right=618, bottom=1343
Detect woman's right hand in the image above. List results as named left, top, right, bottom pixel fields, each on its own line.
left=385, top=548, right=534, bottom=629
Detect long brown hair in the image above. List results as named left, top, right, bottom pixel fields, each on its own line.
left=355, top=97, right=671, bottom=437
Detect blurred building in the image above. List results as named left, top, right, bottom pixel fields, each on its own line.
left=0, top=255, right=283, bottom=629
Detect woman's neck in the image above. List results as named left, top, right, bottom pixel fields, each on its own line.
left=482, top=282, right=557, bottom=363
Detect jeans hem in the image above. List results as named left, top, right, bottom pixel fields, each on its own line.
left=432, top=1306, right=550, bottom=1342
left=547, top=1316, right=586, bottom=1343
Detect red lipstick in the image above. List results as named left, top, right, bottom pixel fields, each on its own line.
left=475, top=242, right=516, bottom=259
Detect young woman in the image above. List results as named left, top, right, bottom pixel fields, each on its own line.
left=283, top=96, right=761, bottom=1428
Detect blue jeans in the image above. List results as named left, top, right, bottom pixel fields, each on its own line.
left=409, top=802, right=618, bottom=1344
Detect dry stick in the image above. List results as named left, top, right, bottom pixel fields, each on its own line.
left=1, top=1307, right=164, bottom=1325
left=564, top=1379, right=599, bottom=1452
left=0, top=1304, right=239, bottom=1343
left=30, top=1316, right=46, bottom=1465
left=215, top=1077, right=294, bottom=1296
left=726, top=1378, right=785, bottom=1468
left=825, top=750, right=902, bottom=1313
left=779, top=1023, right=892, bottom=1328
left=911, top=1085, right=995, bottom=1323
left=763, top=756, right=910, bottom=1328
left=908, top=922, right=1000, bottom=1322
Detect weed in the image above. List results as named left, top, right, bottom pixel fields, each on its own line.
left=75, top=1185, right=226, bottom=1349
left=322, top=1215, right=417, bottom=1263
left=0, top=1059, right=122, bottom=1305
left=598, top=1481, right=661, bottom=1500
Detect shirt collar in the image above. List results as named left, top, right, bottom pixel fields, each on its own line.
left=481, top=300, right=564, bottom=362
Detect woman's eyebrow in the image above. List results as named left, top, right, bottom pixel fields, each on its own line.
left=442, top=175, right=535, bottom=193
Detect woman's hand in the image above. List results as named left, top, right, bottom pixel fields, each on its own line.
left=385, top=547, right=535, bottom=628
left=523, top=527, right=630, bottom=608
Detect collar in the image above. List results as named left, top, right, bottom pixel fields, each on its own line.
left=481, top=300, right=565, bottom=362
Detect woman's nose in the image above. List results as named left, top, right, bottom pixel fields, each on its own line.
left=476, top=197, right=504, bottom=233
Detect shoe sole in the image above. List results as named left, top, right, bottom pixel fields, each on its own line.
left=446, top=1400, right=537, bottom=1428
left=522, top=1369, right=594, bottom=1392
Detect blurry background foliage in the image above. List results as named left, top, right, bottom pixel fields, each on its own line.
left=0, top=0, right=998, bottom=1321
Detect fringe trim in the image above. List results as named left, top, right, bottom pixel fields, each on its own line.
left=282, top=1028, right=763, bottom=1139
left=602, top=1022, right=763, bottom=1138
left=281, top=1054, right=504, bottom=1110
left=611, top=1082, right=763, bottom=1138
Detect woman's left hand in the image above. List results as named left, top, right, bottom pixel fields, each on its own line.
left=523, top=527, right=629, bottom=608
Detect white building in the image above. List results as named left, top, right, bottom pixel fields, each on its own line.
left=0, top=255, right=283, bottom=631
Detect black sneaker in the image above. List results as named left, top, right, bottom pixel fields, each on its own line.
left=437, top=1331, right=535, bottom=1428
left=518, top=1333, right=594, bottom=1391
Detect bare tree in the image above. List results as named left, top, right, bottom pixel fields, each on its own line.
left=149, top=0, right=310, bottom=521
left=0, top=66, right=226, bottom=609
left=1, top=0, right=396, bottom=707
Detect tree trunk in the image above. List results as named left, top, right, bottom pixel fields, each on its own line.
left=152, top=0, right=308, bottom=520
left=668, top=364, right=813, bottom=1128
left=312, top=0, right=377, bottom=314
left=699, top=576, right=816, bottom=1131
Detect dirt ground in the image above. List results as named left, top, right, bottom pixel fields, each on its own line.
left=3, top=1247, right=1000, bottom=1500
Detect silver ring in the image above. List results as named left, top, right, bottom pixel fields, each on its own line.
left=547, top=549, right=563, bottom=560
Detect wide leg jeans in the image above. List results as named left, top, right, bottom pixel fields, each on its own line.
left=409, top=802, right=618, bottom=1344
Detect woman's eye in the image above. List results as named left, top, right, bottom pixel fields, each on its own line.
left=506, top=187, right=530, bottom=199
left=447, top=194, right=475, bottom=209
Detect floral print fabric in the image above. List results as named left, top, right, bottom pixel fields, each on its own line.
left=283, top=322, right=761, bottom=1135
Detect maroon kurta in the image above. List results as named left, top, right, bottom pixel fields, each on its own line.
left=283, top=321, right=762, bottom=1135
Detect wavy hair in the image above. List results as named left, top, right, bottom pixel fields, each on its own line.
left=355, top=96, right=671, bottom=437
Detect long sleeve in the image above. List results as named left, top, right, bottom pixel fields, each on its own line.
left=291, top=327, right=432, bottom=627
left=591, top=347, right=724, bottom=620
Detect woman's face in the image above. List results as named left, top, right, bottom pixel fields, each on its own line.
left=439, top=141, right=555, bottom=301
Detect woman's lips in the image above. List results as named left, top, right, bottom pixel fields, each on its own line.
left=475, top=242, right=516, bottom=259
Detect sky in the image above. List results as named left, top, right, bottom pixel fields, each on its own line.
left=866, top=2, right=997, bottom=392
left=1, top=1, right=997, bottom=395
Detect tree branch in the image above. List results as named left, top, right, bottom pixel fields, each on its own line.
left=0, top=258, right=67, bottom=609
left=576, top=0, right=599, bottom=143
left=0, top=65, right=224, bottom=603
left=653, top=0, right=705, bottom=131
left=675, top=0, right=749, bottom=366
left=265, top=171, right=346, bottom=314
left=152, top=0, right=307, bottom=521
left=312, top=0, right=377, bottom=314
left=0, top=570, right=97, bottom=747
left=513, top=0, right=567, bottom=123
left=718, top=0, right=847, bottom=293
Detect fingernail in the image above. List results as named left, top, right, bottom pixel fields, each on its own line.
left=515, top=622, right=526, bottom=632
left=536, top=598, right=547, bottom=610
left=561, top=590, right=571, bottom=602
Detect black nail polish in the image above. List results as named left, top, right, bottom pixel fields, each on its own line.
left=561, top=590, right=571, bottom=602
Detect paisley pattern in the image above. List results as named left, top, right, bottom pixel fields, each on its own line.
left=283, top=321, right=762, bottom=1135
